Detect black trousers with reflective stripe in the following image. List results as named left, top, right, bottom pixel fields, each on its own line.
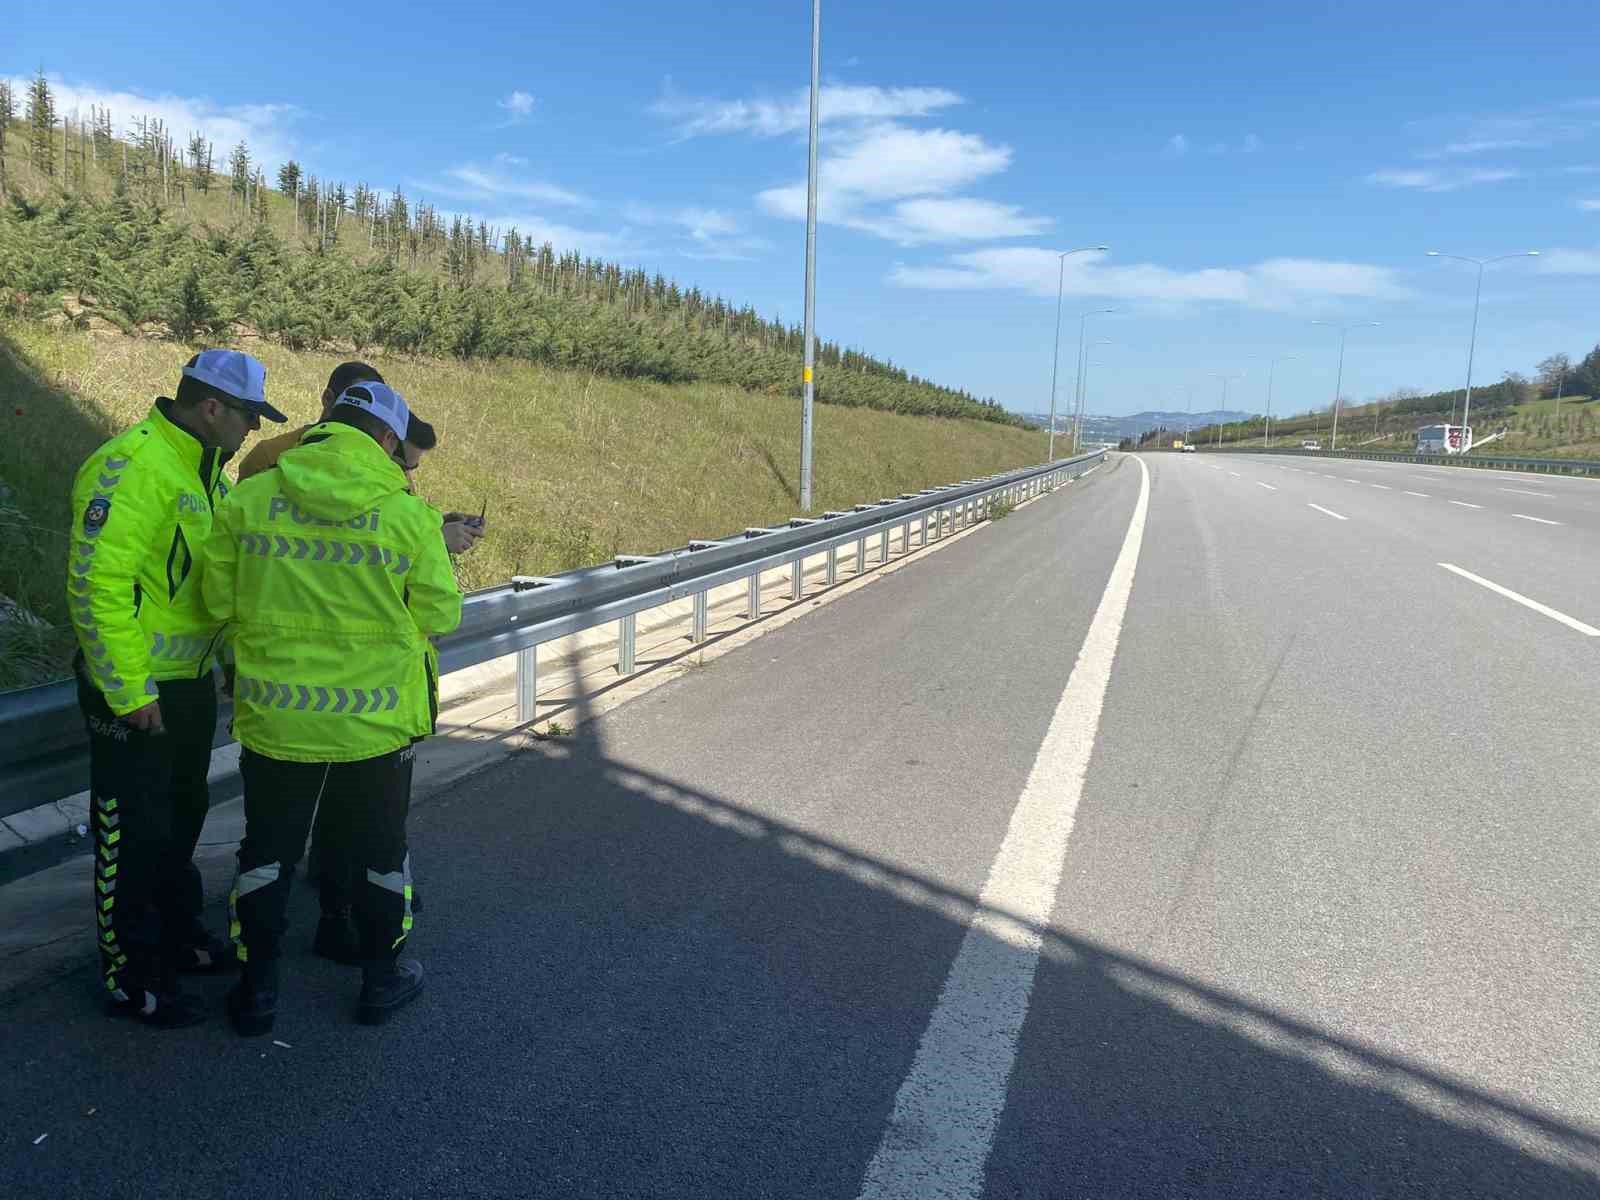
left=77, top=672, right=217, bottom=996
left=235, top=745, right=413, bottom=966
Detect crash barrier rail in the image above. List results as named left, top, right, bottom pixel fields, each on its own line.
left=0, top=450, right=1107, bottom=820
left=1196, top=445, right=1600, bottom=477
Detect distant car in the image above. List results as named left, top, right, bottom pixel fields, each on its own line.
left=1300, top=440, right=1321, bottom=450
left=1180, top=443, right=1197, bottom=453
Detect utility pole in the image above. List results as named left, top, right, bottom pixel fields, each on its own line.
left=798, top=0, right=821, bottom=510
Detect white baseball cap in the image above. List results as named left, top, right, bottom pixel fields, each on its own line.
left=332, top=382, right=412, bottom=442
left=181, top=349, right=286, bottom=422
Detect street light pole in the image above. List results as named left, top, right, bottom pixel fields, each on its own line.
left=1247, top=354, right=1297, bottom=450
left=1071, top=307, right=1115, bottom=456
left=1311, top=320, right=1379, bottom=452
left=1426, top=250, right=1540, bottom=449
left=798, top=0, right=822, bottom=510
left=1078, top=339, right=1114, bottom=448
left=1210, top=372, right=1245, bottom=446
left=1045, top=247, right=1108, bottom=462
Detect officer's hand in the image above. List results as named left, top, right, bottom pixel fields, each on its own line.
left=443, top=519, right=484, bottom=555
left=124, top=700, right=165, bottom=734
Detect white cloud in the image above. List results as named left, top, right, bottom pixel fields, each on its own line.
left=880, top=198, right=1051, bottom=242
left=482, top=213, right=635, bottom=258
left=1578, top=198, right=1600, bottom=211
left=623, top=205, right=773, bottom=259
left=888, top=247, right=1403, bottom=310
left=652, top=83, right=963, bottom=138
left=1241, top=133, right=1263, bottom=153
left=8, top=75, right=303, bottom=172
left=756, top=122, right=1043, bottom=245
left=418, top=163, right=584, bottom=207
left=821, top=124, right=1010, bottom=198
left=495, top=152, right=529, bottom=166
left=1536, top=248, right=1600, bottom=275
left=1164, top=134, right=1189, bottom=157
left=1366, top=166, right=1521, bottom=192
left=498, top=90, right=535, bottom=123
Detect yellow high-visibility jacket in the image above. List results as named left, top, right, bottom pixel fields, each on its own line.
left=66, top=400, right=231, bottom=715
left=201, top=422, right=462, bottom=763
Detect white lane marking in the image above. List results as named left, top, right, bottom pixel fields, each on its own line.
left=1449, top=500, right=1483, bottom=509
left=1438, top=563, right=1600, bottom=636
left=1257, top=482, right=1277, bottom=491
left=1344, top=478, right=1363, bottom=484
left=1082, top=464, right=1100, bottom=476
left=1229, top=471, right=1241, bottom=477
left=856, top=456, right=1151, bottom=1200
left=1500, top=487, right=1555, bottom=499
left=1512, top=513, right=1562, bottom=526
left=1403, top=491, right=1430, bottom=498
left=1370, top=484, right=1391, bottom=490
left=1307, top=503, right=1347, bottom=521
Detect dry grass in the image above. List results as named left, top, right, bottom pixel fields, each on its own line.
left=0, top=319, right=1049, bottom=685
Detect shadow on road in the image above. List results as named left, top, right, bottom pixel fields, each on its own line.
left=1, top=679, right=1595, bottom=1199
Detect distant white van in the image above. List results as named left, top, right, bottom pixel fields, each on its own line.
left=1300, top=439, right=1321, bottom=451
left=1417, top=424, right=1471, bottom=455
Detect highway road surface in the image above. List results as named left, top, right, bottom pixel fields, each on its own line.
left=3, top=450, right=1597, bottom=1198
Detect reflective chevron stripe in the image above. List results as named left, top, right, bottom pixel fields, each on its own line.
left=148, top=631, right=211, bottom=661
left=239, top=534, right=411, bottom=574
left=235, top=675, right=402, bottom=713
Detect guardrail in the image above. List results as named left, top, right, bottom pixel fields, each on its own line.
left=0, top=450, right=1106, bottom=821
left=1197, top=445, right=1600, bottom=476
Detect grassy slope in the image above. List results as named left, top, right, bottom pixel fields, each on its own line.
left=1197, top=395, right=1600, bottom=459
left=0, top=320, right=1050, bottom=688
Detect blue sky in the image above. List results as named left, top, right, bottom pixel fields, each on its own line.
left=11, top=0, right=1600, bottom=417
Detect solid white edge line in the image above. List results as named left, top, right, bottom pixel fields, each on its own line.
left=1448, top=500, right=1483, bottom=509
left=1511, top=514, right=1562, bottom=526
left=1437, top=563, right=1600, bottom=636
left=1500, top=488, right=1555, bottom=498
left=1256, top=482, right=1277, bottom=491
left=1307, top=503, right=1347, bottom=521
left=855, top=456, right=1152, bottom=1200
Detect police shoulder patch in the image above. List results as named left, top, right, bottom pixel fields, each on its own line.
left=83, top=497, right=111, bottom=533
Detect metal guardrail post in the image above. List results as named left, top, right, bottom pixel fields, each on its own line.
left=747, top=572, right=760, bottom=619
left=880, top=528, right=889, bottom=563
left=691, top=591, right=708, bottom=643
left=618, top=614, right=637, bottom=676
left=920, top=513, right=929, bottom=546
left=516, top=646, right=538, bottom=723
left=790, top=556, right=803, bottom=601
left=826, top=546, right=837, bottom=587
left=856, top=535, right=866, bottom=572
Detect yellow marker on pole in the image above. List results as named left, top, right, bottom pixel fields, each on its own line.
left=803, top=367, right=813, bottom=384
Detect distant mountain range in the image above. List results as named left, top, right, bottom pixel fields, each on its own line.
left=1019, top=410, right=1256, bottom=440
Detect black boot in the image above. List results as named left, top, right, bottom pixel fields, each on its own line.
left=226, top=959, right=279, bottom=1037
left=313, top=906, right=362, bottom=966
left=172, top=925, right=235, bottom=974
left=358, top=958, right=423, bottom=1025
left=108, top=967, right=209, bottom=1029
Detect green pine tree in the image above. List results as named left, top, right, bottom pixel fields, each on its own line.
left=0, top=79, right=14, bottom=195
left=26, top=69, right=56, bottom=177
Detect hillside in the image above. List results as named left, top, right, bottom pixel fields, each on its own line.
left=1185, top=381, right=1600, bottom=458
left=0, top=75, right=1020, bottom=427
left=0, top=320, right=1049, bottom=690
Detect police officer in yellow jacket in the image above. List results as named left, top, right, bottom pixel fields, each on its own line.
left=67, top=348, right=287, bottom=1028
left=201, top=382, right=462, bottom=1035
